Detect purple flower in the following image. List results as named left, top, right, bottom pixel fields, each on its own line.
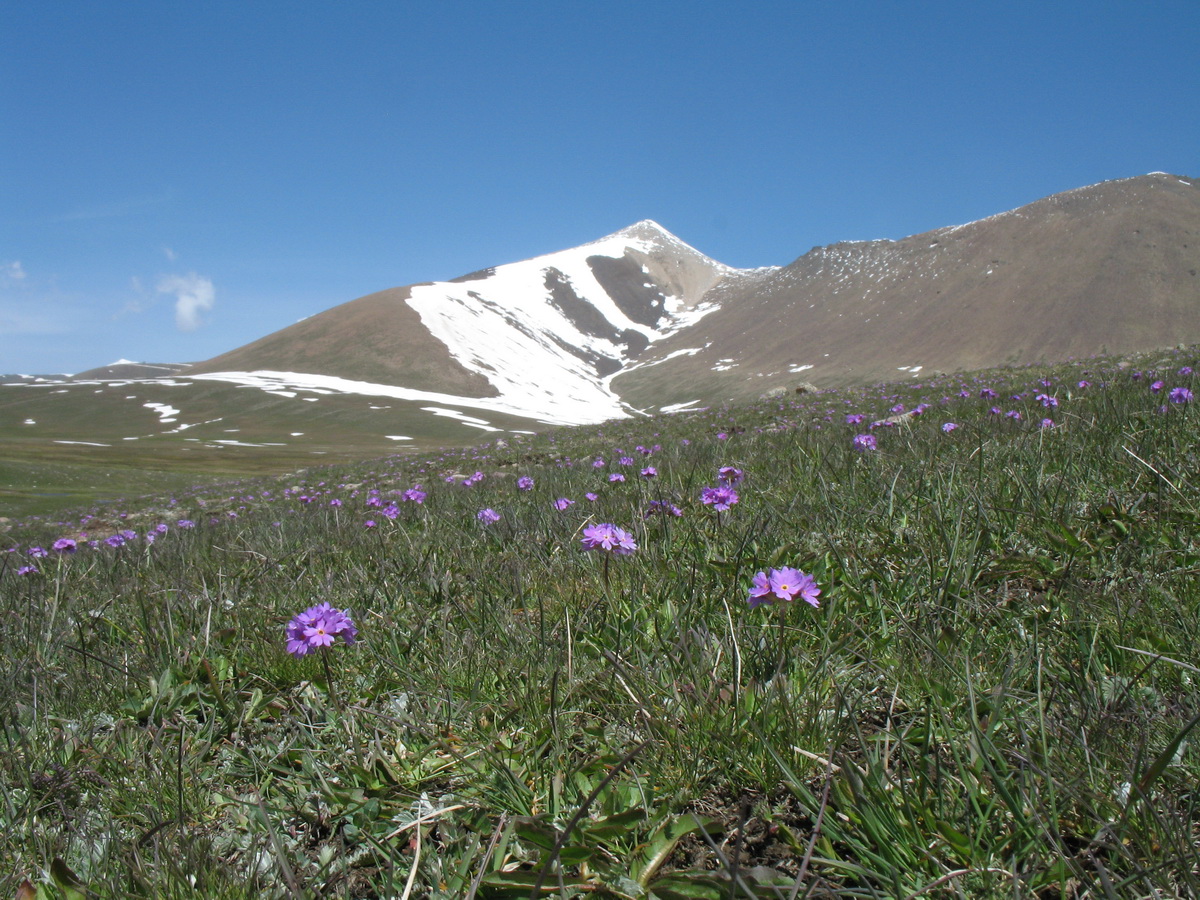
left=747, top=571, right=773, bottom=608
left=718, top=466, right=744, bottom=486
left=517, top=476, right=535, bottom=491
left=104, top=535, right=125, bottom=548
left=1169, top=387, right=1193, bottom=404
left=1077, top=380, right=1091, bottom=389
left=845, top=413, right=865, bottom=425
left=980, top=388, right=998, bottom=399
left=381, top=504, right=400, bottom=519
left=592, top=458, right=606, bottom=469
left=716, top=432, right=728, bottom=440
left=364, top=520, right=377, bottom=528
left=941, top=422, right=958, bottom=433
left=1036, top=393, right=1058, bottom=408
left=644, top=500, right=683, bottom=518
left=1040, top=417, right=1056, bottom=429
left=1180, top=366, right=1193, bottom=376
left=329, top=498, right=343, bottom=507
left=640, top=466, right=657, bottom=478
left=1151, top=380, right=1165, bottom=393
left=402, top=486, right=427, bottom=503
left=553, top=497, right=575, bottom=511
left=852, top=433, right=877, bottom=451
left=477, top=508, right=501, bottom=525
left=989, top=406, right=1002, bottom=415
left=747, top=567, right=821, bottom=608
left=17, top=565, right=37, bottom=576
left=580, top=523, right=637, bottom=555
left=608, top=473, right=626, bottom=483
left=286, top=603, right=358, bottom=658
left=1006, top=410, right=1022, bottom=420
left=619, top=456, right=635, bottom=467
left=585, top=492, right=599, bottom=502
left=28, top=546, right=48, bottom=559
left=52, top=538, right=77, bottom=553
left=700, top=485, right=739, bottom=511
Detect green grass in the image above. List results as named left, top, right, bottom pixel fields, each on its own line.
left=3, top=350, right=1200, bottom=898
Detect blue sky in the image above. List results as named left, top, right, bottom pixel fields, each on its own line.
left=3, top=1, right=1197, bottom=373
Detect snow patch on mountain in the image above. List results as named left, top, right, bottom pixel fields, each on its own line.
left=401, top=221, right=749, bottom=423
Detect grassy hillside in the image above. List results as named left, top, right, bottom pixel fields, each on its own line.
left=4, top=349, right=1200, bottom=897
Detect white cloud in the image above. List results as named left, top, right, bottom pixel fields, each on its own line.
left=3, top=261, right=26, bottom=281
left=157, top=272, right=215, bottom=331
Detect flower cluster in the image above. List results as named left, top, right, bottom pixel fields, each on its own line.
left=580, top=523, right=637, bottom=555
left=853, top=433, right=877, bottom=451
left=747, top=567, right=821, bottom=608
left=700, top=485, right=739, bottom=511
left=286, top=603, right=358, bottom=658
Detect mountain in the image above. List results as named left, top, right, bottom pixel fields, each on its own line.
left=184, top=219, right=768, bottom=426
left=615, top=172, right=1200, bottom=408
left=3, top=173, right=1199, bottom=459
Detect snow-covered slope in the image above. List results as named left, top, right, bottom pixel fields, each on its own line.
left=183, top=220, right=762, bottom=427
left=400, top=220, right=749, bottom=423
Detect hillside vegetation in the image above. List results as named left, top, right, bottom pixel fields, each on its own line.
left=4, top=349, right=1200, bottom=897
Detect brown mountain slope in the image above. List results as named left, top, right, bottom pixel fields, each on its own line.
left=615, top=173, right=1200, bottom=408
left=186, top=285, right=498, bottom=397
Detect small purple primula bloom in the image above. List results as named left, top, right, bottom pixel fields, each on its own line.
left=286, top=602, right=357, bottom=658
left=718, top=466, right=744, bottom=486
left=28, top=547, right=48, bottom=558
left=852, top=433, right=877, bottom=451
left=402, top=486, right=426, bottom=503
left=585, top=492, right=599, bottom=502
left=517, top=476, right=534, bottom=491
left=700, top=485, right=739, bottom=511
left=644, top=500, right=683, bottom=518
left=747, top=571, right=773, bottom=608
left=747, top=567, right=821, bottom=608
left=845, top=413, right=865, bottom=425
left=640, top=466, right=657, bottom=478
left=17, top=565, right=37, bottom=576
left=941, top=422, right=958, bottom=433
left=553, top=497, right=575, bottom=511
left=52, top=538, right=77, bottom=553
left=608, top=473, right=626, bottom=483
left=1040, top=418, right=1056, bottom=429
left=1170, top=386, right=1193, bottom=404
left=477, top=508, right=501, bottom=525
left=580, top=523, right=637, bottom=555
left=1151, top=381, right=1165, bottom=393
left=364, top=520, right=377, bottom=528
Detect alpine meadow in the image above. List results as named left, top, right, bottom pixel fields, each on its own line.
left=4, top=347, right=1200, bottom=897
